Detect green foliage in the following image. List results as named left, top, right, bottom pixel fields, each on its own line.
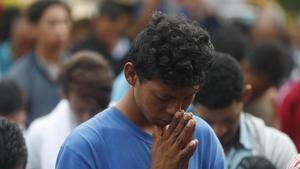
left=278, top=0, right=300, bottom=14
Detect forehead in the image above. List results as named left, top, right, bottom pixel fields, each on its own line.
left=39, top=5, right=69, bottom=20
left=142, top=79, right=199, bottom=95
left=194, top=102, right=242, bottom=120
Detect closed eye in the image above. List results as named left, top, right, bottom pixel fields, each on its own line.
left=157, top=96, right=171, bottom=101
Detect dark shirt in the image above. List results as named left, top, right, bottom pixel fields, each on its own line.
left=8, top=52, right=60, bottom=126
left=72, top=34, right=126, bottom=75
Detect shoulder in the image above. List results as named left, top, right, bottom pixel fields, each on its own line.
left=25, top=113, right=51, bottom=157
left=26, top=113, right=52, bottom=139
left=9, top=53, right=33, bottom=74
left=7, top=53, right=34, bottom=85
left=193, top=115, right=223, bottom=150
left=193, top=115, right=216, bottom=138
left=244, top=113, right=294, bottom=145
left=264, top=125, right=296, bottom=151
left=62, top=107, right=117, bottom=147
left=193, top=115, right=226, bottom=167
left=26, top=100, right=68, bottom=137
left=283, top=82, right=300, bottom=104
left=56, top=110, right=112, bottom=169
left=244, top=113, right=297, bottom=167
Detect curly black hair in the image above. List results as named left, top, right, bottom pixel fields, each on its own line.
left=193, top=52, right=244, bottom=109
left=127, top=11, right=214, bottom=87
left=0, top=118, right=27, bottom=169
left=26, top=0, right=70, bottom=24
left=244, top=41, right=289, bottom=87
left=0, top=78, right=24, bottom=116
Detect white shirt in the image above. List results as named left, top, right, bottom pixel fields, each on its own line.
left=227, top=113, right=298, bottom=169
left=26, top=99, right=79, bottom=169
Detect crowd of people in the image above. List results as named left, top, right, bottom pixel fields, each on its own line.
left=0, top=0, right=300, bottom=169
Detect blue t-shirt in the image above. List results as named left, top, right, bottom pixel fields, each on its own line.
left=56, top=106, right=226, bottom=169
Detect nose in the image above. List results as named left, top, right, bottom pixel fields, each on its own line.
left=166, top=100, right=182, bottom=115
left=213, top=124, right=227, bottom=138
left=54, top=21, right=70, bottom=37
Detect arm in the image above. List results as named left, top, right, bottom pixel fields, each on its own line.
left=25, top=122, right=43, bottom=169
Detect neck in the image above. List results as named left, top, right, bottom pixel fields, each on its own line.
left=223, top=144, right=233, bottom=156
left=224, top=127, right=240, bottom=156
left=35, top=43, right=62, bottom=64
left=116, top=87, right=154, bottom=133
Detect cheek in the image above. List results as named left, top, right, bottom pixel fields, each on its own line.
left=37, top=27, right=56, bottom=43
left=39, top=23, right=54, bottom=34
left=140, top=97, right=164, bottom=118
left=135, top=91, right=164, bottom=119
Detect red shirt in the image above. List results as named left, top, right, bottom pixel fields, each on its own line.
left=279, top=82, right=300, bottom=152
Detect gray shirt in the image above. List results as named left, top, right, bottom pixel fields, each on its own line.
left=8, top=52, right=60, bottom=126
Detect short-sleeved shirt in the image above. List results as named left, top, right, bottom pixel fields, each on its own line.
left=56, top=106, right=226, bottom=169
left=227, top=113, right=297, bottom=169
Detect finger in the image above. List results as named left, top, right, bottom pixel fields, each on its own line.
left=175, top=119, right=196, bottom=148
left=152, top=125, right=163, bottom=139
left=163, top=110, right=183, bottom=139
left=170, top=112, right=192, bottom=143
left=178, top=139, right=199, bottom=161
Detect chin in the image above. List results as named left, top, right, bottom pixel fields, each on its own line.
left=220, top=138, right=232, bottom=148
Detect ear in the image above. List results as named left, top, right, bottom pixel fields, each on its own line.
left=124, top=62, right=138, bottom=86
left=243, top=84, right=252, bottom=104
